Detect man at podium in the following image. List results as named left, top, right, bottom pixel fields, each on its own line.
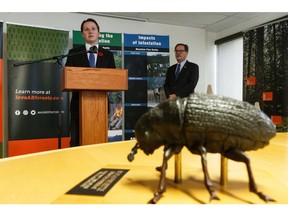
left=65, top=18, right=116, bottom=147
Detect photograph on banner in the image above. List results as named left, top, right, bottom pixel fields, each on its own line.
left=72, top=30, right=123, bottom=142
left=7, top=24, right=70, bottom=155
left=147, top=52, right=170, bottom=107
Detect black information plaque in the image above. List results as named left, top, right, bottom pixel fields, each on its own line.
left=66, top=168, right=129, bottom=196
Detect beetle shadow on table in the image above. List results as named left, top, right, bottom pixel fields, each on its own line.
left=124, top=175, right=261, bottom=204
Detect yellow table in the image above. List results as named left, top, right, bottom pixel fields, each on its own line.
left=0, top=133, right=287, bottom=204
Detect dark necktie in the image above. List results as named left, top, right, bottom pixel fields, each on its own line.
left=175, top=64, right=181, bottom=80
left=89, top=46, right=96, bottom=67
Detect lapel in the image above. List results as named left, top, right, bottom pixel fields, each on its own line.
left=96, top=46, right=104, bottom=67
left=181, top=61, right=189, bottom=72
left=79, top=45, right=90, bottom=67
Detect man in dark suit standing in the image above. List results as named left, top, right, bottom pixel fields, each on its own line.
left=65, top=18, right=116, bottom=147
left=157, top=43, right=199, bottom=172
left=164, top=43, right=199, bottom=100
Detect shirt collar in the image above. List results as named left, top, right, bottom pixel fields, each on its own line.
left=178, top=59, right=187, bottom=68
left=85, top=43, right=99, bottom=51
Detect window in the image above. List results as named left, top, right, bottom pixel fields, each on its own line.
left=216, top=38, right=243, bottom=100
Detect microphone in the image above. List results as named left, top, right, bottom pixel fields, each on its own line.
left=89, top=46, right=98, bottom=54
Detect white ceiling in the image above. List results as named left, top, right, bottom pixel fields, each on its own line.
left=90, top=12, right=288, bottom=33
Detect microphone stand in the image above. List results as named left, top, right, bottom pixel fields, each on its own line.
left=13, top=49, right=92, bottom=67
left=14, top=49, right=92, bottom=149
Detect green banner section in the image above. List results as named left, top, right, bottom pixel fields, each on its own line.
left=99, top=32, right=122, bottom=47
left=7, top=25, right=69, bottom=62
left=73, top=31, right=122, bottom=47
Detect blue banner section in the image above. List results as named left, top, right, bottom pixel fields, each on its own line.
left=124, top=129, right=135, bottom=134
left=124, top=103, right=147, bottom=107
left=124, top=51, right=147, bottom=56
left=128, top=77, right=148, bottom=81
left=123, top=33, right=170, bottom=140
left=124, top=34, right=169, bottom=51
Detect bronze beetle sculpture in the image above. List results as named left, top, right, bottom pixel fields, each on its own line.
left=127, top=93, right=276, bottom=204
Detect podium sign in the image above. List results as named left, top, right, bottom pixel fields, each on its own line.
left=62, top=67, right=128, bottom=145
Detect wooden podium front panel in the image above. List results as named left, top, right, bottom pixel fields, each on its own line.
left=62, top=67, right=128, bottom=91
left=79, top=91, right=108, bottom=145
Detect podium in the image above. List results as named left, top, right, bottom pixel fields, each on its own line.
left=62, top=66, right=128, bottom=145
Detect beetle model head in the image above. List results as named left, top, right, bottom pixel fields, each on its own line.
left=128, top=98, right=186, bottom=161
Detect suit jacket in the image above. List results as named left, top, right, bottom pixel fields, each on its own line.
left=65, top=45, right=116, bottom=69
left=65, top=45, right=116, bottom=102
left=164, top=60, right=199, bottom=98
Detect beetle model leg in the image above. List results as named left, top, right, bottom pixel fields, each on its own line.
left=127, top=143, right=140, bottom=162
left=148, top=144, right=183, bottom=204
left=197, top=145, right=220, bottom=202
left=222, top=148, right=275, bottom=202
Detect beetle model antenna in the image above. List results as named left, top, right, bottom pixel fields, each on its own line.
left=127, top=143, right=140, bottom=162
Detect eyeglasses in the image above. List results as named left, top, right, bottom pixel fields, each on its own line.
left=174, top=50, right=186, bottom=54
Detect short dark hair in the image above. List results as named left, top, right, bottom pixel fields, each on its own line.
left=81, top=18, right=100, bottom=32
left=175, top=43, right=189, bottom=52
